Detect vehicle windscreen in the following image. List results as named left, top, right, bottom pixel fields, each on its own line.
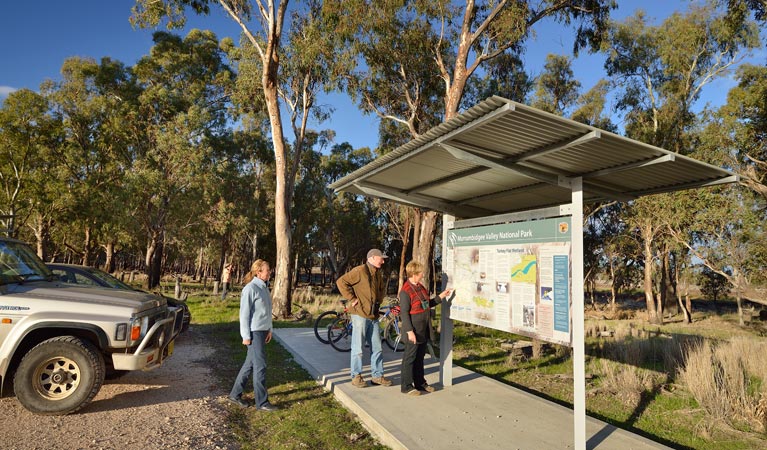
left=0, top=240, right=54, bottom=285
left=88, top=268, right=135, bottom=290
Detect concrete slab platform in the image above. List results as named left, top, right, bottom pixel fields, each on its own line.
left=273, top=328, right=671, bottom=450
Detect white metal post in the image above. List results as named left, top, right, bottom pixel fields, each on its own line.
left=440, top=214, right=455, bottom=386
left=572, top=178, right=586, bottom=450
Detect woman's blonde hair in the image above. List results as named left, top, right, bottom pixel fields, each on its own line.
left=243, top=259, right=269, bottom=284
left=405, top=261, right=423, bottom=277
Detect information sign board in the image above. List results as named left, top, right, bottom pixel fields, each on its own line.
left=444, top=216, right=572, bottom=346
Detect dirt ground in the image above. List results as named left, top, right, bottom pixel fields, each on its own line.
left=0, top=328, right=238, bottom=450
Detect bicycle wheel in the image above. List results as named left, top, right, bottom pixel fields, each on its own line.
left=328, top=316, right=352, bottom=352
left=384, top=318, right=404, bottom=352
left=313, top=310, right=340, bottom=344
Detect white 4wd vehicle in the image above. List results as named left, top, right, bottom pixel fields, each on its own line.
left=0, top=237, right=183, bottom=415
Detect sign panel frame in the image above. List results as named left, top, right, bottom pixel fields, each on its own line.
left=444, top=216, right=573, bottom=346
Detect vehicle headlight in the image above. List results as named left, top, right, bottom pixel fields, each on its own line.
left=129, top=316, right=149, bottom=342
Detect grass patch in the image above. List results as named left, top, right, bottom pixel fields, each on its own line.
left=185, top=294, right=388, bottom=450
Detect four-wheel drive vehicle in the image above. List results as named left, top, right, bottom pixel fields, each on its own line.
left=0, top=237, right=183, bottom=415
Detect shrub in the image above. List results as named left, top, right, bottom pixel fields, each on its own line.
left=697, top=266, right=731, bottom=301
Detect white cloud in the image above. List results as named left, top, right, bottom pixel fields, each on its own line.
left=0, top=86, right=18, bottom=98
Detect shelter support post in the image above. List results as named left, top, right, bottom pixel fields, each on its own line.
left=440, top=214, right=455, bottom=386
left=572, top=177, right=586, bottom=450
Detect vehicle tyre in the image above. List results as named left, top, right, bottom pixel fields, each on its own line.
left=328, top=317, right=352, bottom=352
left=13, top=336, right=105, bottom=415
left=384, top=320, right=404, bottom=352
left=313, top=310, right=340, bottom=344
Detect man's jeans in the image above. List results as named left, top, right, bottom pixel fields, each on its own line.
left=230, top=330, right=269, bottom=407
left=350, top=314, right=383, bottom=379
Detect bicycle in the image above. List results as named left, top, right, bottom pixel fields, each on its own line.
left=327, top=297, right=404, bottom=352
left=313, top=299, right=348, bottom=344
left=379, top=299, right=404, bottom=352
left=327, top=311, right=353, bottom=352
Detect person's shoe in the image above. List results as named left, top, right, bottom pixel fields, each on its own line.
left=402, top=387, right=421, bottom=396
left=352, top=374, right=367, bottom=388
left=370, top=376, right=393, bottom=386
left=226, top=396, right=250, bottom=407
left=258, top=403, right=279, bottom=411
left=419, top=384, right=437, bottom=393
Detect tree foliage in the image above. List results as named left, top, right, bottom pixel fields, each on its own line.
left=0, top=89, right=62, bottom=244
left=531, top=54, right=581, bottom=114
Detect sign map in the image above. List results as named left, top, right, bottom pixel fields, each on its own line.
left=444, top=216, right=572, bottom=346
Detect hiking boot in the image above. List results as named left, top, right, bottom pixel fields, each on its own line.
left=419, top=384, right=436, bottom=393
left=370, top=376, right=393, bottom=386
left=352, top=374, right=367, bottom=388
left=403, top=387, right=421, bottom=396
left=226, top=396, right=250, bottom=407
left=258, top=402, right=279, bottom=411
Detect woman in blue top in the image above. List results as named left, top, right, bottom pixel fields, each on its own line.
left=228, top=259, right=278, bottom=411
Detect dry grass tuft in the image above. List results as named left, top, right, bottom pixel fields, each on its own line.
left=679, top=337, right=767, bottom=433
left=613, top=323, right=633, bottom=340
left=591, top=333, right=704, bottom=407
left=598, top=334, right=697, bottom=373
left=596, top=358, right=662, bottom=405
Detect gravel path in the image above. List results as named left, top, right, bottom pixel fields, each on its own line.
left=0, top=328, right=238, bottom=450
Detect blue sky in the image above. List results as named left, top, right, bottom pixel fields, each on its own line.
left=1, top=1, right=763, bottom=150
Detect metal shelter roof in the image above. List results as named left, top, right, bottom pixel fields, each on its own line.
left=329, top=96, right=737, bottom=219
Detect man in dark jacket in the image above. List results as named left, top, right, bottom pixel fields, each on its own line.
left=336, top=249, right=393, bottom=388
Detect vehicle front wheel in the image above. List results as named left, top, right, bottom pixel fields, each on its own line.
left=13, top=336, right=105, bottom=415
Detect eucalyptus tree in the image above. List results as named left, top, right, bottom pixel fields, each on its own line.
left=604, top=5, right=758, bottom=148
left=0, top=89, right=62, bottom=250
left=463, top=51, right=533, bottom=106
left=719, top=0, right=767, bottom=24
left=588, top=202, right=641, bottom=311
left=127, top=30, right=234, bottom=288
left=531, top=54, right=581, bottom=115
left=201, top=127, right=274, bottom=283
left=331, top=0, right=615, bottom=282
left=687, top=62, right=767, bottom=323
left=332, top=2, right=448, bottom=285
left=298, top=141, right=377, bottom=281
left=665, top=186, right=766, bottom=325
left=286, top=130, right=331, bottom=285
left=601, top=4, right=760, bottom=323
left=571, top=79, right=616, bottom=132
left=706, top=64, right=767, bottom=205
left=42, top=57, right=139, bottom=266
left=132, top=1, right=352, bottom=316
